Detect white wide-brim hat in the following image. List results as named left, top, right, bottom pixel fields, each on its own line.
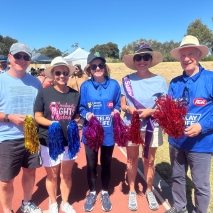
left=44, top=56, right=75, bottom=79
left=170, top=35, right=209, bottom=60
left=122, top=43, right=162, bottom=70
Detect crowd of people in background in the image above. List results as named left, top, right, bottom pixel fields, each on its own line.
left=0, top=35, right=212, bottom=213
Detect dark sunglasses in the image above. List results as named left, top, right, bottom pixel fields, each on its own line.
left=54, top=71, right=69, bottom=76
left=133, top=54, right=152, bottom=62
left=39, top=69, right=45, bottom=71
left=12, top=53, right=31, bottom=61
left=90, top=63, right=105, bottom=70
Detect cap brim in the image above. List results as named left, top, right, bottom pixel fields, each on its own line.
left=122, top=51, right=162, bottom=70
left=170, top=45, right=209, bottom=60
left=44, top=64, right=76, bottom=79
left=88, top=57, right=106, bottom=64
left=10, top=50, right=32, bottom=57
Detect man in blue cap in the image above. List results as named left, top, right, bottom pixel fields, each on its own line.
left=0, top=55, right=9, bottom=73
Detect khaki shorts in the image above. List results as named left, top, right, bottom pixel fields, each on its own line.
left=127, top=127, right=163, bottom=147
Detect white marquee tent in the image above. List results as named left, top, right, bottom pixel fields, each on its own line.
left=63, top=48, right=90, bottom=69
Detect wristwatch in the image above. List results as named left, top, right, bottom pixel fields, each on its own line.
left=4, top=114, right=10, bottom=122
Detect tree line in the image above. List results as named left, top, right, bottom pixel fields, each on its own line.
left=0, top=18, right=212, bottom=62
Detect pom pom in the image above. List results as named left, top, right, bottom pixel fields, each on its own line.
left=130, top=111, right=145, bottom=145
left=67, top=120, right=80, bottom=159
left=153, top=95, right=188, bottom=138
left=24, top=115, right=40, bottom=154
left=85, top=116, right=104, bottom=151
left=113, top=112, right=131, bottom=147
left=48, top=122, right=65, bottom=160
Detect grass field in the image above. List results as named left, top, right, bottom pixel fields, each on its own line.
left=108, top=62, right=213, bottom=213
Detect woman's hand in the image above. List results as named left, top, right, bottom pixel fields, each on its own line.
left=137, top=109, right=156, bottom=119
left=87, top=113, right=94, bottom=121
left=111, top=109, right=120, bottom=117
left=127, top=106, right=137, bottom=114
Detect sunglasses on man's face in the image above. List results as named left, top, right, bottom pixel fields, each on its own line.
left=40, top=69, right=45, bottom=71
left=90, top=63, right=105, bottom=70
left=12, top=53, right=31, bottom=61
left=133, top=54, right=152, bottom=62
left=54, top=71, right=69, bottom=76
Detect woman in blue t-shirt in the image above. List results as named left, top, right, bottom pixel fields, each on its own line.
left=121, top=43, right=167, bottom=211
left=80, top=52, right=121, bottom=212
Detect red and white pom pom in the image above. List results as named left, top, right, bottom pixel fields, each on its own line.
left=153, top=95, right=188, bottom=138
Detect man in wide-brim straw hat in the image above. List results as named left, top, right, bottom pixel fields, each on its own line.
left=165, top=35, right=213, bottom=213
left=121, top=43, right=167, bottom=211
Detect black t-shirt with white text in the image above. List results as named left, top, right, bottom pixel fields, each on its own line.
left=34, top=86, right=80, bottom=146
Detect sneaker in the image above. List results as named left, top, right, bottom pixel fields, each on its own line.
left=101, top=193, right=112, bottom=212
left=49, top=203, right=58, bottom=213
left=20, top=200, right=42, bottom=213
left=128, top=192, right=138, bottom=211
left=146, top=191, right=159, bottom=211
left=84, top=192, right=97, bottom=212
left=62, top=202, right=76, bottom=213
left=164, top=206, right=188, bottom=213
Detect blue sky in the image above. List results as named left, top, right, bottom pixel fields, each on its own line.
left=1, top=0, right=213, bottom=54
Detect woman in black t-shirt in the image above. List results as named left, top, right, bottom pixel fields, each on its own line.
left=34, top=56, right=81, bottom=213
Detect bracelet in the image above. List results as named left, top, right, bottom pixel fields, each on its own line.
left=125, top=106, right=130, bottom=113
left=78, top=125, right=83, bottom=130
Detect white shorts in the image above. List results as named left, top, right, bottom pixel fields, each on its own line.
left=40, top=145, right=77, bottom=167
left=127, top=127, right=163, bottom=147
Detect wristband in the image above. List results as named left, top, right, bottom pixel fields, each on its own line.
left=125, top=106, right=130, bottom=113
left=78, top=125, right=83, bottom=130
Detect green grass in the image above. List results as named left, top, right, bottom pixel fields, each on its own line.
left=154, top=134, right=213, bottom=213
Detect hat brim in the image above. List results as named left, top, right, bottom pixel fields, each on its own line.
left=10, top=50, right=32, bottom=57
left=170, top=45, right=209, bottom=60
left=44, top=64, right=75, bottom=79
left=122, top=51, right=162, bottom=70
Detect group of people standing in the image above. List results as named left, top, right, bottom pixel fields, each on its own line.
left=0, top=35, right=212, bottom=213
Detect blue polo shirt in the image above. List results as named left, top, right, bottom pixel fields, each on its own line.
left=168, top=65, right=213, bottom=152
left=80, top=77, right=121, bottom=146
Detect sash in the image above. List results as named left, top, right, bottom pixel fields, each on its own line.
left=122, top=75, right=154, bottom=158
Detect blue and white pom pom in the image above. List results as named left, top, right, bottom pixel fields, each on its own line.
left=67, top=120, right=80, bottom=159
left=48, top=121, right=65, bottom=161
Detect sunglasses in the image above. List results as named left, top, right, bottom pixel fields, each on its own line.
left=12, top=53, right=31, bottom=61
left=90, top=63, right=105, bottom=70
left=54, top=71, right=69, bottom=76
left=40, top=69, right=45, bottom=71
left=133, top=54, right=152, bottom=62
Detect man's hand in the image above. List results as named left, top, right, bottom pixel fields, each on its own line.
left=184, top=123, right=202, bottom=137
left=9, top=114, right=26, bottom=126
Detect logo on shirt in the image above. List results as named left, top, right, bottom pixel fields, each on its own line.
left=96, top=115, right=112, bottom=127
left=88, top=102, right=92, bottom=108
left=185, top=113, right=201, bottom=127
left=107, top=101, right=113, bottom=108
left=49, top=102, right=75, bottom=121
left=193, top=98, right=206, bottom=106
left=88, top=102, right=102, bottom=109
